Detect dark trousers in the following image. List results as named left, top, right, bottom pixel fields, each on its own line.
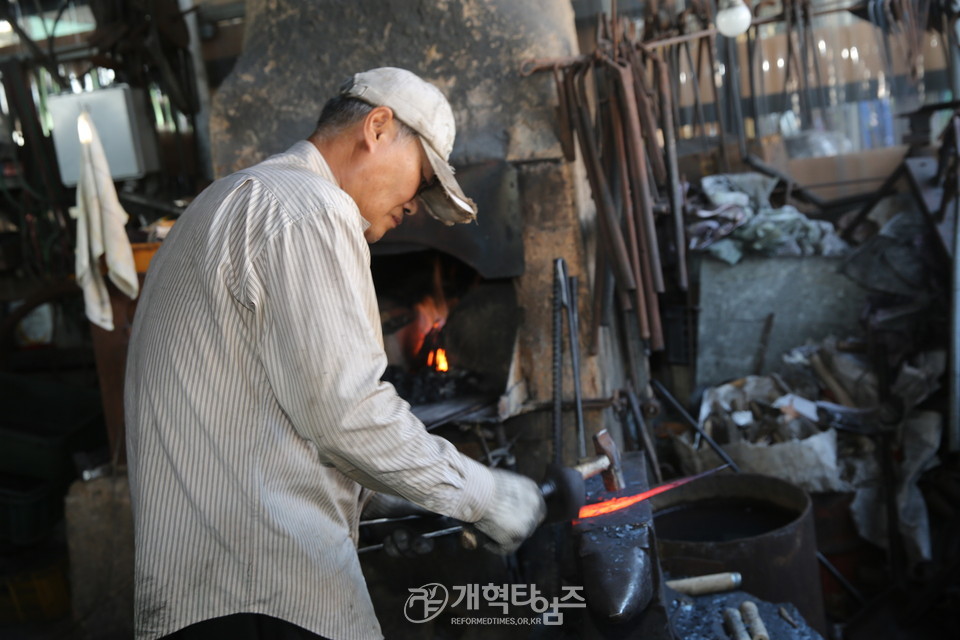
left=161, top=613, right=331, bottom=640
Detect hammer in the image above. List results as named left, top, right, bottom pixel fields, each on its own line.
left=539, top=428, right=624, bottom=523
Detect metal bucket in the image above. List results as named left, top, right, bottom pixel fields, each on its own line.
left=649, top=473, right=827, bottom=635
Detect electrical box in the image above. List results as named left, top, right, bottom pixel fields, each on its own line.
left=47, top=85, right=160, bottom=187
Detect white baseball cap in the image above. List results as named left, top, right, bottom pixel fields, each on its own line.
left=340, top=67, right=477, bottom=225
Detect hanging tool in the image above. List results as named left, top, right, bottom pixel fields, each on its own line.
left=604, top=59, right=665, bottom=351
left=606, top=72, right=652, bottom=343
left=606, top=59, right=665, bottom=294
left=567, top=63, right=638, bottom=295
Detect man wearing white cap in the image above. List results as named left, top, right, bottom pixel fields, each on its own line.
left=125, top=67, right=546, bottom=640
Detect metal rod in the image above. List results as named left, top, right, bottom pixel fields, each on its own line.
left=423, top=398, right=499, bottom=431
left=650, top=379, right=740, bottom=472
left=816, top=550, right=866, bottom=604
left=655, top=55, right=688, bottom=291
left=0, top=6, right=69, bottom=88
left=359, top=515, right=424, bottom=527
left=566, top=275, right=587, bottom=459
left=516, top=3, right=868, bottom=73
left=589, top=248, right=608, bottom=356
left=569, top=64, right=637, bottom=293
left=553, top=258, right=567, bottom=466
left=357, top=525, right=464, bottom=554
left=605, top=61, right=665, bottom=351
left=607, top=77, right=652, bottom=340
left=626, top=387, right=663, bottom=484
left=701, top=27, right=731, bottom=172
left=951, top=116, right=960, bottom=453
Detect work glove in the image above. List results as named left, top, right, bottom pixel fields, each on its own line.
left=473, top=468, right=546, bottom=555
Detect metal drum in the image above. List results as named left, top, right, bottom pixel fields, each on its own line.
left=649, top=473, right=827, bottom=635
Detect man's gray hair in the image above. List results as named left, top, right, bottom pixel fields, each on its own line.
left=314, top=96, right=417, bottom=141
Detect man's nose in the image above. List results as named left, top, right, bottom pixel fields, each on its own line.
left=402, top=198, right=419, bottom=216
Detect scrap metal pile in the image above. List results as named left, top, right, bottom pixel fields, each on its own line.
left=678, top=334, right=944, bottom=573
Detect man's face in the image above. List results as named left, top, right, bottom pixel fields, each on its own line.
left=354, top=125, right=435, bottom=243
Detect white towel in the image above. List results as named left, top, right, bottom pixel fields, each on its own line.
left=71, top=111, right=139, bottom=331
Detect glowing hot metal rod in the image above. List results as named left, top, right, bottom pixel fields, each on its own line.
left=576, top=464, right=730, bottom=520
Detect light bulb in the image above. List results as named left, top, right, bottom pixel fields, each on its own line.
left=715, top=0, right=752, bottom=38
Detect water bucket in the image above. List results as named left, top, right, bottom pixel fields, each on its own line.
left=650, top=473, right=827, bottom=635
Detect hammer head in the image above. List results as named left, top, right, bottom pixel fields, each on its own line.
left=593, top=429, right=625, bottom=492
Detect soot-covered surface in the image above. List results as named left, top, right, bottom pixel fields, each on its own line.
left=667, top=589, right=824, bottom=640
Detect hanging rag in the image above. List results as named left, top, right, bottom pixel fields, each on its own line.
left=70, top=110, right=139, bottom=331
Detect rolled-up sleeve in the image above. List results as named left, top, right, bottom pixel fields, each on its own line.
left=253, top=205, right=494, bottom=524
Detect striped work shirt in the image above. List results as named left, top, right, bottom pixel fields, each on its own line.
left=124, top=140, right=496, bottom=640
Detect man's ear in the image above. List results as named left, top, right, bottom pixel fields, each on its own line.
left=363, top=106, right=395, bottom=149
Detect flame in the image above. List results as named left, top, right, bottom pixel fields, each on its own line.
left=397, top=257, right=458, bottom=371
left=411, top=303, right=448, bottom=356
left=576, top=464, right=730, bottom=520
left=425, top=348, right=449, bottom=372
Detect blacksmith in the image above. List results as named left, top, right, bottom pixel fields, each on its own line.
left=125, top=67, right=545, bottom=640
